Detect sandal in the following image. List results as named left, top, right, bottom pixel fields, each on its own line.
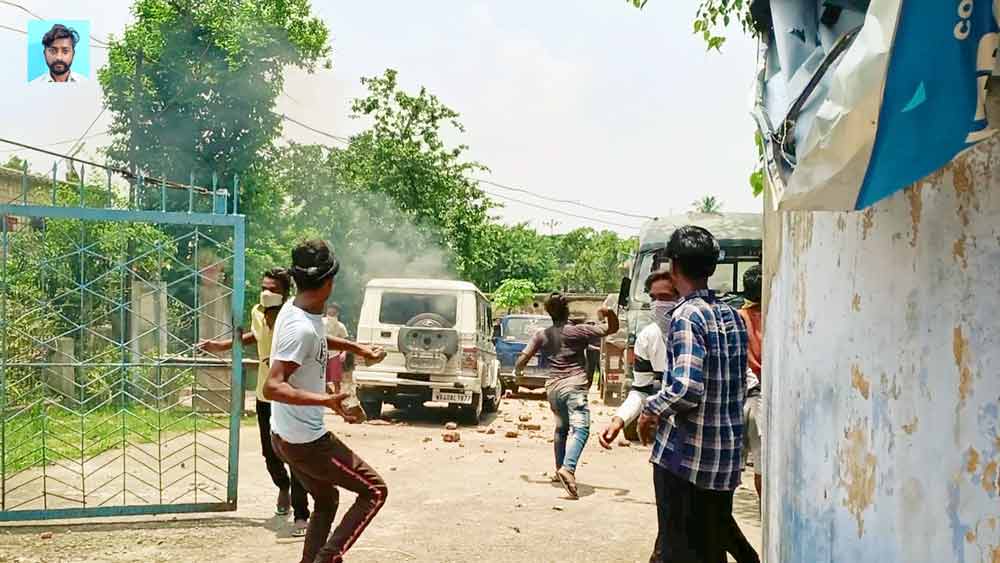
left=291, top=519, right=308, bottom=537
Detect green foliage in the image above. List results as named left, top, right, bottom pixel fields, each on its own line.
left=691, top=195, right=724, bottom=214
left=749, top=131, right=765, bottom=197
left=625, top=0, right=758, bottom=51
left=337, top=69, right=493, bottom=279
left=547, top=228, right=635, bottom=294
left=492, top=279, right=536, bottom=312
left=98, top=0, right=331, bottom=215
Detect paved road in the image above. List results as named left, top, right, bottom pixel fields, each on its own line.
left=0, top=390, right=761, bottom=562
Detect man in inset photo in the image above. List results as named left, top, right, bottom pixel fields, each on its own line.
left=32, top=24, right=86, bottom=83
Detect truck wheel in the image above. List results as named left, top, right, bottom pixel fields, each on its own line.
left=460, top=393, right=483, bottom=425
left=361, top=399, right=383, bottom=420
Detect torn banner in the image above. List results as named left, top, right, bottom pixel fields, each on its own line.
left=752, top=0, right=1000, bottom=211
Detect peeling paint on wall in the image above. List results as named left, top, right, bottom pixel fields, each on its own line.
left=852, top=294, right=862, bottom=312
left=852, top=365, right=871, bottom=400
left=902, top=418, right=918, bottom=434
left=905, top=184, right=923, bottom=248
left=954, top=326, right=974, bottom=409
left=968, top=448, right=982, bottom=474
left=954, top=235, right=969, bottom=269
left=862, top=208, right=876, bottom=240
left=839, top=420, right=877, bottom=538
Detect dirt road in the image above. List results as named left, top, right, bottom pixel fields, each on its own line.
left=0, top=391, right=760, bottom=562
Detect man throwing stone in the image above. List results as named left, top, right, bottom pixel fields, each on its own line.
left=264, top=240, right=388, bottom=563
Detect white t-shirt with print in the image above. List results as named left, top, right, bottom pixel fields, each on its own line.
left=269, top=302, right=329, bottom=444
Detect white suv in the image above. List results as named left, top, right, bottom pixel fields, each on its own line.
left=352, top=279, right=502, bottom=423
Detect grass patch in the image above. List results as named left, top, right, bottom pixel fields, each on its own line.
left=2, top=404, right=255, bottom=474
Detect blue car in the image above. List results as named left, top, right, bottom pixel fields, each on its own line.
left=495, top=314, right=552, bottom=391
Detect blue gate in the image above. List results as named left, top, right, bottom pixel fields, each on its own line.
left=0, top=157, right=246, bottom=521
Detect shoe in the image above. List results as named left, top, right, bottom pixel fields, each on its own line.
left=556, top=467, right=579, bottom=500
left=276, top=488, right=291, bottom=516
left=291, top=518, right=308, bottom=537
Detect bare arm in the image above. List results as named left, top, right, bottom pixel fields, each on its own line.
left=198, top=331, right=256, bottom=353
left=326, top=335, right=384, bottom=362
left=263, top=359, right=344, bottom=409
left=515, top=337, right=542, bottom=373
left=598, top=306, right=620, bottom=336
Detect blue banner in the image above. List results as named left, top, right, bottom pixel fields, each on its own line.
left=856, top=0, right=998, bottom=209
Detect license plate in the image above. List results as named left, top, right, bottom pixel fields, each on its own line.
left=433, top=389, right=472, bottom=404
left=527, top=356, right=539, bottom=367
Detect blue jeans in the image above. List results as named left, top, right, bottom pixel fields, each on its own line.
left=547, top=385, right=591, bottom=473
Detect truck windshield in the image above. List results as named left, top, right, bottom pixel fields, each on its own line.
left=379, top=292, right=458, bottom=327
left=503, top=317, right=552, bottom=341
left=630, top=251, right=757, bottom=304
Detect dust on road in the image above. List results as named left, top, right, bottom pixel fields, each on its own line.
left=0, top=391, right=760, bottom=562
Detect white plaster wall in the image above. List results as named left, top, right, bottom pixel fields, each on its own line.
left=762, top=113, right=1000, bottom=560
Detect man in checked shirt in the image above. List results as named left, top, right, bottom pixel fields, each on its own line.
left=637, top=226, right=759, bottom=563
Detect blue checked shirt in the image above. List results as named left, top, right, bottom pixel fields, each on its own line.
left=642, top=289, right=748, bottom=491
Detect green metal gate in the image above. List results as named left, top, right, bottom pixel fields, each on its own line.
left=0, top=160, right=246, bottom=521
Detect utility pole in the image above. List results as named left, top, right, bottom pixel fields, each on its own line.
left=123, top=48, right=142, bottom=369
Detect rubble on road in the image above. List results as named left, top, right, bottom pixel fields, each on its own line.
left=505, top=431, right=519, bottom=438
left=518, top=423, right=542, bottom=431
left=422, top=437, right=432, bottom=443
left=367, top=419, right=391, bottom=426
left=445, top=422, right=458, bottom=430
left=442, top=431, right=461, bottom=443
left=486, top=428, right=496, bottom=435
left=618, top=439, right=631, bottom=447
left=518, top=414, right=532, bottom=422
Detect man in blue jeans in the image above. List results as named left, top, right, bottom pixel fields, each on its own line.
left=516, top=293, right=619, bottom=499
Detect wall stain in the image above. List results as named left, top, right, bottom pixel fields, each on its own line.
left=968, top=447, right=981, bottom=474
left=953, top=158, right=980, bottom=227
left=862, top=208, right=876, bottom=240
left=837, top=214, right=847, bottom=232
left=954, top=326, right=974, bottom=409
left=984, top=461, right=998, bottom=495
left=852, top=294, right=862, bottom=312
left=954, top=235, right=969, bottom=269
left=902, top=418, right=918, bottom=434
left=968, top=531, right=978, bottom=543
left=852, top=365, right=871, bottom=400
left=905, top=183, right=923, bottom=247
left=839, top=420, right=877, bottom=538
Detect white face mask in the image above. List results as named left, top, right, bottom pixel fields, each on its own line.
left=259, top=290, right=284, bottom=309
left=651, top=299, right=678, bottom=335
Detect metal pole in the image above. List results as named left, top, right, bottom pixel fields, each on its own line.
left=226, top=218, right=245, bottom=506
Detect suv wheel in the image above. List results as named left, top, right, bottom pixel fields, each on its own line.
left=483, top=384, right=501, bottom=414
left=460, top=392, right=483, bottom=425
left=361, top=398, right=383, bottom=420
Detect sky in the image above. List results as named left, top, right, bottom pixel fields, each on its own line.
left=0, top=0, right=762, bottom=236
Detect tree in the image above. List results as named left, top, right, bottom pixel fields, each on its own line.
left=492, top=279, right=536, bottom=313
left=692, top=195, right=723, bottom=214
left=625, top=0, right=760, bottom=51
left=98, top=0, right=331, bottom=215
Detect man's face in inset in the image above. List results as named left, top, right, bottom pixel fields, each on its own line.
left=44, top=37, right=75, bottom=77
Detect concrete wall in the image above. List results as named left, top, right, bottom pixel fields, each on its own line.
left=495, top=293, right=612, bottom=321
left=762, top=95, right=1000, bottom=560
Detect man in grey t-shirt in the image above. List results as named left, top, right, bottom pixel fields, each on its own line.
left=516, top=293, right=618, bottom=499
left=264, top=240, right=388, bottom=563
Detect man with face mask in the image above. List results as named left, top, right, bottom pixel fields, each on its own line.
left=198, top=269, right=313, bottom=535
left=32, top=24, right=86, bottom=83
left=599, top=269, right=677, bottom=450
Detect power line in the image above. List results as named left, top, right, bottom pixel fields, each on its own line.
left=485, top=190, right=640, bottom=231
left=278, top=113, right=351, bottom=143
left=0, top=22, right=109, bottom=49
left=0, top=137, right=212, bottom=193
left=276, top=113, right=652, bottom=224
left=0, top=1, right=111, bottom=47
left=67, top=106, right=107, bottom=157
left=475, top=177, right=654, bottom=220
left=0, top=130, right=110, bottom=153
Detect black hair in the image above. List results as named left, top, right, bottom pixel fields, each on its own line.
left=42, top=24, right=79, bottom=50
left=327, top=302, right=341, bottom=312
left=666, top=225, right=719, bottom=280
left=262, top=267, right=291, bottom=296
left=544, top=292, right=570, bottom=324
left=290, top=239, right=339, bottom=291
left=743, top=264, right=762, bottom=303
left=644, top=268, right=672, bottom=293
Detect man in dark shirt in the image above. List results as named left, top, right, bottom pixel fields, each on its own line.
left=516, top=293, right=619, bottom=499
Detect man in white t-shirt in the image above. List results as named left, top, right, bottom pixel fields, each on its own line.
left=265, top=240, right=387, bottom=563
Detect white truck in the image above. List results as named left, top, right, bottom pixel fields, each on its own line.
left=352, top=279, right=502, bottom=424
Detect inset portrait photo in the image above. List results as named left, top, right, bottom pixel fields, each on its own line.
left=27, top=20, right=91, bottom=84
